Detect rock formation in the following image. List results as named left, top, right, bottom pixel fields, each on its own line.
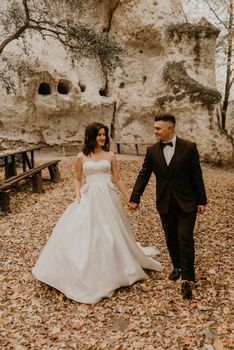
left=0, top=0, right=233, bottom=164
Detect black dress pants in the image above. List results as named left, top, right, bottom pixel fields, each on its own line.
left=159, top=196, right=197, bottom=281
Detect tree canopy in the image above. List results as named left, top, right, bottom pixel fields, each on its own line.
left=0, top=0, right=122, bottom=70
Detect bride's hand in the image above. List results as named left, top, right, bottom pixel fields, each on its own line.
left=128, top=202, right=139, bottom=210
left=75, top=194, right=81, bottom=203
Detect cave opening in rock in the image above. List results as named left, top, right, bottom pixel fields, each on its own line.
left=78, top=81, right=86, bottom=92
left=38, top=82, right=51, bottom=95
left=99, top=88, right=108, bottom=97
left=57, top=80, right=71, bottom=94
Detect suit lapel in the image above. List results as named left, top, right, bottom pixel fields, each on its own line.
left=154, top=142, right=168, bottom=173
left=168, top=137, right=183, bottom=173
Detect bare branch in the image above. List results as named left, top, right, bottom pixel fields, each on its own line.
left=22, top=0, right=30, bottom=22
left=229, top=77, right=234, bottom=90
left=180, top=2, right=189, bottom=23
left=206, top=0, right=228, bottom=29
left=0, top=23, right=29, bottom=54
left=0, top=0, right=31, bottom=53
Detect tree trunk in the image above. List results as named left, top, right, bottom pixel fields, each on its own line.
left=221, top=0, right=233, bottom=130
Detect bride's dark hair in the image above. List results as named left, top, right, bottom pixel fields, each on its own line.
left=82, top=122, right=110, bottom=156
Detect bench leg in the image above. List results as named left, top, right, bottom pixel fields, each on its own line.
left=0, top=190, right=11, bottom=213
left=135, top=144, right=139, bottom=156
left=32, top=171, right=43, bottom=193
left=116, top=143, right=121, bottom=154
left=49, top=164, right=61, bottom=182
left=5, top=157, right=17, bottom=179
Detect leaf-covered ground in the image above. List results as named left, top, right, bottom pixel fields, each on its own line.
left=1, top=156, right=233, bottom=350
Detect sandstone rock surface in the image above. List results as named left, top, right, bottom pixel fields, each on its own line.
left=0, top=0, right=233, bottom=164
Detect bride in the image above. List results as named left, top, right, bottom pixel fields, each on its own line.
left=32, top=122, right=163, bottom=304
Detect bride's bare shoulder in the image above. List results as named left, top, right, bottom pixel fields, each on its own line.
left=107, top=151, right=116, bottom=161
left=76, top=152, right=85, bottom=163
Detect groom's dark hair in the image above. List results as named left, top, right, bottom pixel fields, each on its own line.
left=155, top=114, right=176, bottom=125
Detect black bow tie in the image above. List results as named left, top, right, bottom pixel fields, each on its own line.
left=161, top=141, right=173, bottom=148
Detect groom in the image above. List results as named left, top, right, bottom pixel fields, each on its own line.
left=129, top=114, right=207, bottom=299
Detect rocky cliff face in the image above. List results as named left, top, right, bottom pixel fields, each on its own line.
left=0, top=0, right=233, bottom=164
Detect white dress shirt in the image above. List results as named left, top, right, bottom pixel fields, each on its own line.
left=162, top=135, right=176, bottom=166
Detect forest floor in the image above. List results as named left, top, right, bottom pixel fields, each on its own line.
left=1, top=155, right=233, bottom=350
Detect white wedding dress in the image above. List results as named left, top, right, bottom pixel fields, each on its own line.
left=32, top=159, right=163, bottom=304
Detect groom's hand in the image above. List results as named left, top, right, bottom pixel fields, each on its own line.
left=198, top=205, right=206, bottom=214
left=128, top=202, right=139, bottom=210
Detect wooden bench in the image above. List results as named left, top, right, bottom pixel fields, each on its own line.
left=116, top=142, right=153, bottom=156
left=0, top=144, right=48, bottom=179
left=0, top=160, right=60, bottom=213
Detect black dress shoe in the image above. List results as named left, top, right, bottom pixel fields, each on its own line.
left=181, top=281, right=192, bottom=299
left=168, top=268, right=181, bottom=281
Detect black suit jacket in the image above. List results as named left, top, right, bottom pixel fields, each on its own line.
left=130, top=137, right=207, bottom=214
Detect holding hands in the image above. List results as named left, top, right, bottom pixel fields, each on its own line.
left=128, top=202, right=206, bottom=213
left=198, top=205, right=206, bottom=214
left=75, top=192, right=81, bottom=204
left=128, top=202, right=139, bottom=211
